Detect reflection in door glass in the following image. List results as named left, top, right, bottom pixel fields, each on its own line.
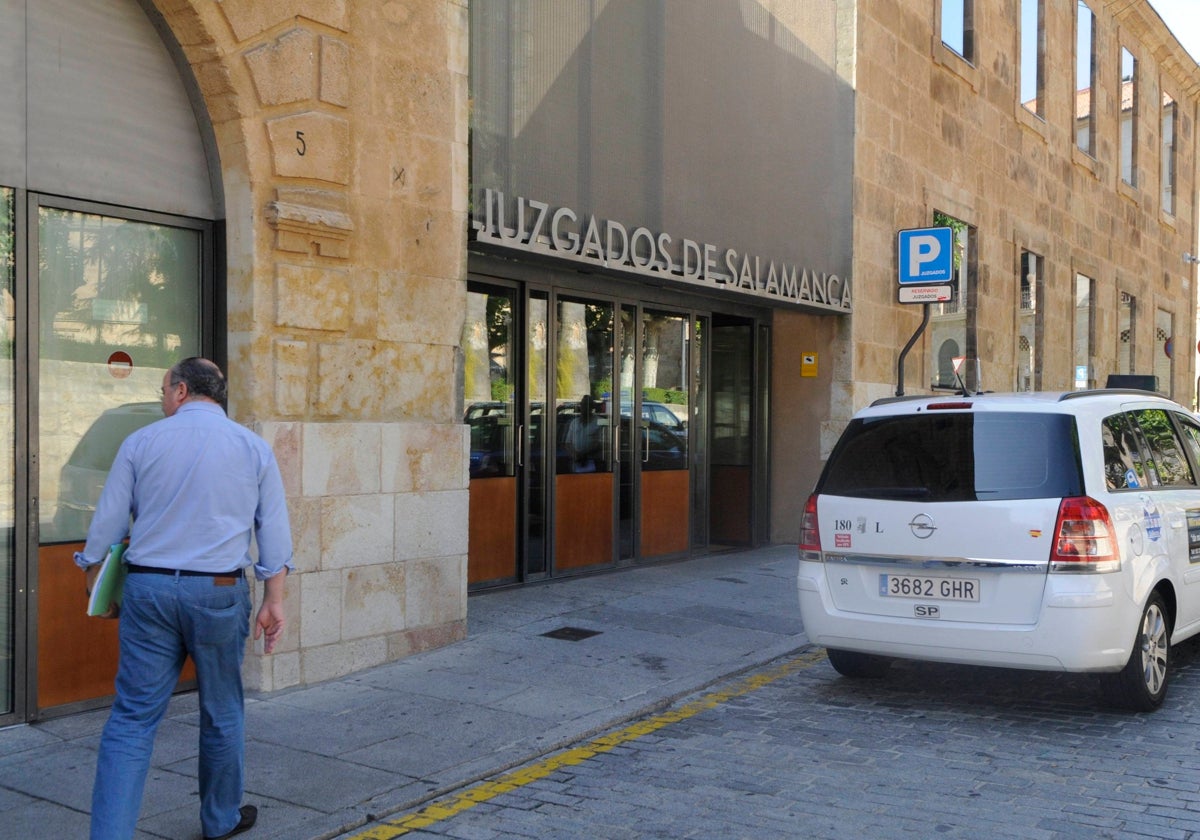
left=637, top=312, right=689, bottom=471
left=0, top=188, right=14, bottom=714
left=619, top=306, right=637, bottom=558
left=38, top=207, right=202, bottom=543
left=619, top=308, right=692, bottom=559
left=632, top=310, right=691, bottom=560
left=554, top=298, right=615, bottom=572
left=556, top=300, right=614, bottom=475
left=464, top=290, right=515, bottom=479
left=464, top=286, right=521, bottom=585
left=526, top=293, right=548, bottom=575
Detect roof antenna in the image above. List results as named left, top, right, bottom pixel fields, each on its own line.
left=952, top=357, right=979, bottom=397
left=952, top=356, right=969, bottom=396
left=954, top=369, right=968, bottom=396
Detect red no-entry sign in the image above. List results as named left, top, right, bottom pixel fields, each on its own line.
left=107, top=351, right=133, bottom=379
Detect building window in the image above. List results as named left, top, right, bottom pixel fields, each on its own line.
left=1118, top=291, right=1136, bottom=375
left=1155, top=309, right=1174, bottom=397
left=942, top=0, right=975, bottom=63
left=1075, top=1, right=1096, bottom=155
left=1020, top=0, right=1045, bottom=116
left=1018, top=251, right=1042, bottom=391
left=1120, top=47, right=1138, bottom=187
left=1074, top=274, right=1094, bottom=389
left=1162, top=92, right=1177, bottom=216
left=930, top=211, right=976, bottom=390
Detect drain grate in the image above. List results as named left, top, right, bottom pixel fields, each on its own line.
left=541, top=626, right=602, bottom=642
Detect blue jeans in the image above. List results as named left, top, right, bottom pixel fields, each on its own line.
left=90, top=571, right=251, bottom=840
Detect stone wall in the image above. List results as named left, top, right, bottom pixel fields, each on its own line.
left=154, top=0, right=470, bottom=691
left=771, top=0, right=1199, bottom=543
left=850, top=0, right=1198, bottom=422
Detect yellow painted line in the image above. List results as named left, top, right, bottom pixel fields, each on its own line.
left=346, top=650, right=825, bottom=840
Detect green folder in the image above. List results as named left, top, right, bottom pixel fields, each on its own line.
left=86, top=543, right=128, bottom=617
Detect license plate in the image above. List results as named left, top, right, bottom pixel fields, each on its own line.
left=879, top=574, right=980, bottom=602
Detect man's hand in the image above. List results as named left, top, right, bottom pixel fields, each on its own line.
left=84, top=565, right=119, bottom=619
left=253, top=570, right=288, bottom=654
left=85, top=564, right=101, bottom=595
left=254, top=602, right=286, bottom=654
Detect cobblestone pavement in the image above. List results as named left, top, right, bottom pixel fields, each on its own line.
left=343, top=637, right=1200, bottom=840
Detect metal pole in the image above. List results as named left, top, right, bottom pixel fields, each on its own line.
left=896, top=303, right=931, bottom=397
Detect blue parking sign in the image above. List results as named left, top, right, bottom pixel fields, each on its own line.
left=897, top=227, right=954, bottom=284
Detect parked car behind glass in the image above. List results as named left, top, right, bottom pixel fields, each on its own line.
left=48, top=402, right=161, bottom=543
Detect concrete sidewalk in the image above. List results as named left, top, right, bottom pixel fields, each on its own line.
left=0, top=545, right=807, bottom=839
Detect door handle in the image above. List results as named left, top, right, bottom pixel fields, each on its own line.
left=516, top=424, right=523, bottom=467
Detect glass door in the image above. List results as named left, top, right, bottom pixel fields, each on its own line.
left=524, top=291, right=549, bottom=576
left=0, top=188, right=14, bottom=720
left=619, top=307, right=691, bottom=561
left=464, top=283, right=549, bottom=587
left=464, top=284, right=518, bottom=585
left=34, top=196, right=208, bottom=711
left=553, top=297, right=615, bottom=572
left=465, top=284, right=754, bottom=583
left=709, top=316, right=754, bottom=546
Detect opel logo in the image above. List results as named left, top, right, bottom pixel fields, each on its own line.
left=908, top=513, right=937, bottom=539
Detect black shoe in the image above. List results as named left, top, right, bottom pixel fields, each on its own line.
left=205, top=805, right=257, bottom=840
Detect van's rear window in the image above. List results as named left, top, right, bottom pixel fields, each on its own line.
left=817, top=412, right=1084, bottom=501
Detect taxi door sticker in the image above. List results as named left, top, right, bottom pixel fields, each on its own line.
left=1187, top=509, right=1200, bottom=564
left=1143, top=504, right=1163, bottom=542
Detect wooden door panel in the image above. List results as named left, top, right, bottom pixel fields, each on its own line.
left=640, top=470, right=689, bottom=557
left=468, top=478, right=517, bottom=584
left=38, top=543, right=196, bottom=711
left=554, top=473, right=614, bottom=570
left=710, top=465, right=752, bottom=545
left=38, top=543, right=120, bottom=708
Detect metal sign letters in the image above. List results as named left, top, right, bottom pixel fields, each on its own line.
left=473, top=189, right=852, bottom=313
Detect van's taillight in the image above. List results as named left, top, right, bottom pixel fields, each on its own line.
left=799, top=494, right=822, bottom=561
left=1050, top=496, right=1120, bottom=573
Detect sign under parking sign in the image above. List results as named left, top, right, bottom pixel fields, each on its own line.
left=898, top=285, right=953, bottom=304
left=897, top=226, right=954, bottom=285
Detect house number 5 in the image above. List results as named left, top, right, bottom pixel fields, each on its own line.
left=296, top=130, right=306, bottom=156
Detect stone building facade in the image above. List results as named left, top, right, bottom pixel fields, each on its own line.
left=159, top=1, right=474, bottom=692
left=773, top=0, right=1200, bottom=539
left=0, top=0, right=1197, bottom=723
left=1, top=0, right=473, bottom=724
left=847, top=0, right=1198, bottom=409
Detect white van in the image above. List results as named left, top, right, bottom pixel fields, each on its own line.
left=798, top=390, right=1200, bottom=711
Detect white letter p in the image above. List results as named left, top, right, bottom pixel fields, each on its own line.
left=909, top=235, right=941, bottom=273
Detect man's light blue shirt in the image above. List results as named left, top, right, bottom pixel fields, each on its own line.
left=74, top=401, right=294, bottom=581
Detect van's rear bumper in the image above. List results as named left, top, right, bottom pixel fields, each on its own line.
left=797, top=560, right=1132, bottom=672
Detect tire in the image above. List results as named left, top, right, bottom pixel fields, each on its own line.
left=826, top=647, right=892, bottom=678
left=1101, top=592, right=1171, bottom=712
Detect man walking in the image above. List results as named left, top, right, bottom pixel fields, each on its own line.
left=76, top=357, right=293, bottom=840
